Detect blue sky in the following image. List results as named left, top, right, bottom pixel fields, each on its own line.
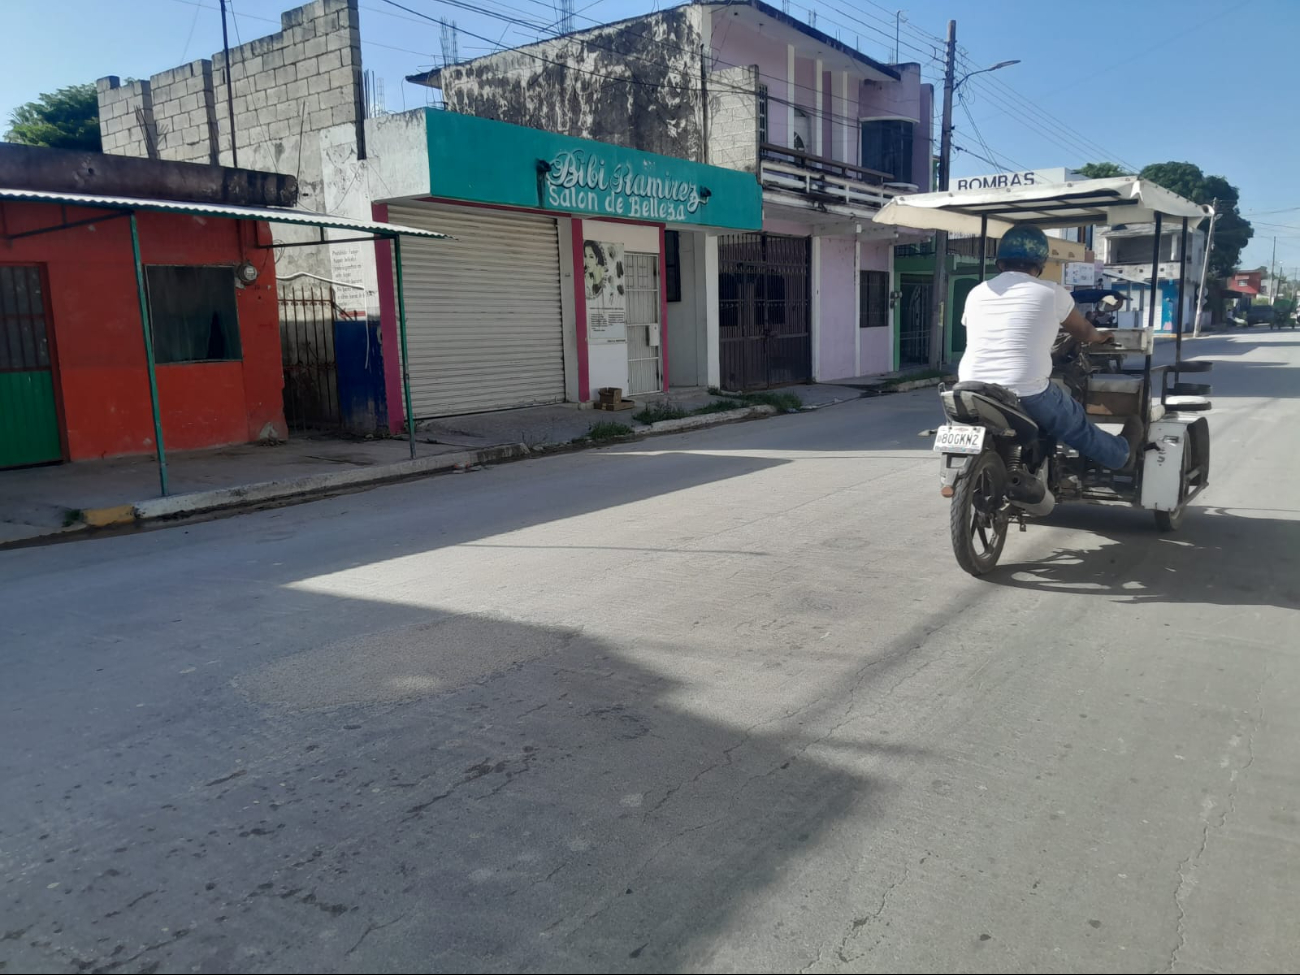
left=6, top=0, right=1297, bottom=271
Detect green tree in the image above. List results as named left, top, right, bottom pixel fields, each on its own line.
left=1138, top=161, right=1253, bottom=277
left=5, top=84, right=101, bottom=151
left=1077, top=161, right=1130, bottom=179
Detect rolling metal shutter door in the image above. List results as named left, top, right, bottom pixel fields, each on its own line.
left=387, top=203, right=565, bottom=417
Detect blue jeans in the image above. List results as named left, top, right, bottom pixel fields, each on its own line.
left=1019, top=380, right=1130, bottom=469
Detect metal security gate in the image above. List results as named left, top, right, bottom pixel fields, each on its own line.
left=278, top=283, right=341, bottom=432
left=718, top=233, right=810, bottom=391
left=0, top=265, right=62, bottom=468
left=388, top=203, right=565, bottom=417
left=624, top=252, right=662, bottom=395
left=899, top=274, right=932, bottom=365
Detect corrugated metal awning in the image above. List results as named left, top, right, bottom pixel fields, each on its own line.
left=0, top=186, right=449, bottom=239
left=874, top=178, right=1213, bottom=237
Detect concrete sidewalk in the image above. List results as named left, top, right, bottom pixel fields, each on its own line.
left=1, top=382, right=880, bottom=546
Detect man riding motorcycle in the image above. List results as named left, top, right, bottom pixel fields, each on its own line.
left=958, top=225, right=1139, bottom=470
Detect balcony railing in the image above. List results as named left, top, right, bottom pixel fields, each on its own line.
left=758, top=143, right=911, bottom=213
left=894, top=236, right=991, bottom=260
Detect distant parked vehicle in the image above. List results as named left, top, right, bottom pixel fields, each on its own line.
left=1246, top=305, right=1275, bottom=326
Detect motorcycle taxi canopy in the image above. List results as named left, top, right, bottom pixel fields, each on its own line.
left=874, top=177, right=1211, bottom=236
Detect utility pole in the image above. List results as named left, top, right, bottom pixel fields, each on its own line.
left=1270, top=235, right=1278, bottom=305
left=220, top=0, right=238, bottom=168
left=1192, top=199, right=1217, bottom=338
left=929, top=19, right=956, bottom=369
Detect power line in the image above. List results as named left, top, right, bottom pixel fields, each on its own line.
left=955, top=89, right=1030, bottom=173
left=953, top=144, right=1011, bottom=173
left=179, top=0, right=203, bottom=62
left=970, top=65, right=1140, bottom=171
left=163, top=0, right=439, bottom=59
left=228, top=0, right=243, bottom=46
left=1246, top=205, right=1300, bottom=216
left=956, top=53, right=1138, bottom=169
left=961, top=73, right=1138, bottom=172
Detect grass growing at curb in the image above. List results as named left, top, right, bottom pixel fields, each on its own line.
left=880, top=369, right=948, bottom=387
left=734, top=390, right=803, bottom=411
left=690, top=399, right=745, bottom=416
left=578, top=421, right=634, bottom=442
left=697, top=389, right=804, bottom=414
left=632, top=404, right=689, bottom=424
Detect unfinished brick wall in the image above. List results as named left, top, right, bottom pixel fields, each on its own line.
left=150, top=61, right=220, bottom=164
left=96, top=0, right=365, bottom=274
left=96, top=78, right=157, bottom=159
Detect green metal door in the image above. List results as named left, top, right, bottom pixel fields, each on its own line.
left=951, top=277, right=977, bottom=356
left=0, top=265, right=62, bottom=468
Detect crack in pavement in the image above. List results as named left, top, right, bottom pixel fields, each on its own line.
left=345, top=911, right=408, bottom=956
left=836, top=865, right=911, bottom=965
left=1166, top=670, right=1268, bottom=973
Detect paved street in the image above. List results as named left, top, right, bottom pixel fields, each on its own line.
left=1, top=330, right=1297, bottom=975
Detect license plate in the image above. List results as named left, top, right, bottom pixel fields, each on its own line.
left=933, top=424, right=986, bottom=454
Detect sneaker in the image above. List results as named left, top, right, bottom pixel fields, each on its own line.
left=1119, top=416, right=1144, bottom=471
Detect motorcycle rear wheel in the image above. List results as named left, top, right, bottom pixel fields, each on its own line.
left=950, top=449, right=1009, bottom=576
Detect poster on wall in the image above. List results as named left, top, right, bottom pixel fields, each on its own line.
left=583, top=239, right=627, bottom=343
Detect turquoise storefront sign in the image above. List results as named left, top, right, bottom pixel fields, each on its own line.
left=425, top=109, right=762, bottom=231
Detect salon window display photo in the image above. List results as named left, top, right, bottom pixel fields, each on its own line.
left=583, top=239, right=627, bottom=343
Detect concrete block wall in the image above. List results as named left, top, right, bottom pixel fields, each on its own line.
left=97, top=0, right=365, bottom=276
left=96, top=78, right=157, bottom=159
left=149, top=61, right=220, bottom=163
left=708, top=65, right=760, bottom=174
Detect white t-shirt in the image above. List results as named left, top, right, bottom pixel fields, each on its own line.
left=958, top=271, right=1077, bottom=397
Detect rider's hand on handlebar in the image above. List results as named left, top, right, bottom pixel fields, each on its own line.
left=1089, top=328, right=1115, bottom=346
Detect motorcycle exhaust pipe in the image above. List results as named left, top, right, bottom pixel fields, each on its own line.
left=1007, top=467, right=1055, bottom=516
left=1006, top=470, right=1045, bottom=504
left=1012, top=488, right=1055, bottom=517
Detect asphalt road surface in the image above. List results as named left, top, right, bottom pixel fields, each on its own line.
left=2, top=330, right=1297, bottom=974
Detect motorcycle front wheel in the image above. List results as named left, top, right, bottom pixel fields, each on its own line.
left=950, top=449, right=1009, bottom=576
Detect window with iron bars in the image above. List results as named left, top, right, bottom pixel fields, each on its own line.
left=757, top=84, right=769, bottom=144
left=859, top=270, right=890, bottom=329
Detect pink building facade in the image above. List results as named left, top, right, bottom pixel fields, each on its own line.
left=707, top=1, right=932, bottom=384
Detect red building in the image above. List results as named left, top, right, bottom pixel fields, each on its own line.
left=1225, top=270, right=1262, bottom=296
left=1, top=145, right=442, bottom=486
left=1, top=200, right=284, bottom=466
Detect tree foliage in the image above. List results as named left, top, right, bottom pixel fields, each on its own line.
left=1138, top=160, right=1253, bottom=277
left=5, top=84, right=102, bottom=151
left=1077, top=161, right=1130, bottom=179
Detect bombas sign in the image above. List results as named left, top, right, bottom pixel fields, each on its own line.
left=545, top=149, right=707, bottom=222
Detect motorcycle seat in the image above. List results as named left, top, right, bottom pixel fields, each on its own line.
left=943, top=382, right=1040, bottom=443
left=951, top=380, right=1023, bottom=409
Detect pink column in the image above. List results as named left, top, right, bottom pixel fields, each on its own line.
left=371, top=202, right=405, bottom=434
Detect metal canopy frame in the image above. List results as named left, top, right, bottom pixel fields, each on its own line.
left=875, top=177, right=1211, bottom=381
left=874, top=177, right=1212, bottom=236
left=0, top=187, right=445, bottom=497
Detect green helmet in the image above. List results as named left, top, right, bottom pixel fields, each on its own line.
left=996, top=225, right=1050, bottom=267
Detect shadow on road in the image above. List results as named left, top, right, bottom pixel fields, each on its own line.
left=0, top=599, right=943, bottom=974
left=990, top=504, right=1300, bottom=610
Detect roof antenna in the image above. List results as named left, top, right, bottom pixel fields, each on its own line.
left=439, top=19, right=459, bottom=66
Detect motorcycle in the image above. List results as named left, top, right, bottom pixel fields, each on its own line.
left=874, top=176, right=1215, bottom=577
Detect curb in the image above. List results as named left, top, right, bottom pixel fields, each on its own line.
left=644, top=404, right=777, bottom=434
left=78, top=443, right=531, bottom=529
left=9, top=397, right=840, bottom=546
